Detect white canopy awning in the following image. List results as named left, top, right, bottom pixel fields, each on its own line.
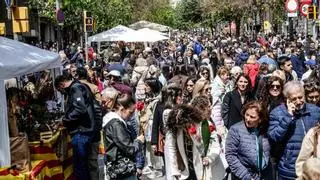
left=118, top=28, right=169, bottom=42
left=137, top=28, right=168, bottom=36
left=0, top=37, right=61, bottom=79
left=88, top=25, right=136, bottom=43
left=0, top=37, right=61, bottom=167
left=129, top=20, right=172, bottom=32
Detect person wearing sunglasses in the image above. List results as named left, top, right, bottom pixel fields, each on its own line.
left=197, top=65, right=210, bottom=81
left=259, top=76, right=284, bottom=179
left=261, top=76, right=284, bottom=112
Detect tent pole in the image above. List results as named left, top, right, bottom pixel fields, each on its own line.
left=0, top=80, right=11, bottom=167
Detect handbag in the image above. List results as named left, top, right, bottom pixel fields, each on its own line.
left=105, top=157, right=136, bottom=179
left=154, top=131, right=165, bottom=156
left=154, top=109, right=168, bottom=156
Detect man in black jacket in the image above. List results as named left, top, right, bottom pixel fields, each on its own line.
left=55, top=74, right=95, bottom=180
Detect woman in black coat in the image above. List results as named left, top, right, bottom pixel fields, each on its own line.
left=222, top=73, right=254, bottom=129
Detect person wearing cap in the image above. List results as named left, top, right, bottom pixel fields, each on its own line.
left=107, top=70, right=133, bottom=95
left=301, top=58, right=317, bottom=81
left=107, top=53, right=125, bottom=75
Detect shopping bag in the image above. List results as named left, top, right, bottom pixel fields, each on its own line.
left=10, top=135, right=31, bottom=172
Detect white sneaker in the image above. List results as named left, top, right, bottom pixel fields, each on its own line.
left=142, top=166, right=153, bottom=175
left=147, top=170, right=162, bottom=179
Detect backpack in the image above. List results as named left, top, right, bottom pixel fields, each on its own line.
left=82, top=83, right=103, bottom=133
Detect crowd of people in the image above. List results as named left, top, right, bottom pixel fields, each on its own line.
left=50, top=31, right=320, bottom=180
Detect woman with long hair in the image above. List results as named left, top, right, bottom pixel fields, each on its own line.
left=261, top=76, right=284, bottom=112
left=190, top=95, right=226, bottom=179
left=222, top=73, right=254, bottom=129
left=150, top=84, right=183, bottom=178
left=164, top=105, right=202, bottom=180
left=192, top=79, right=211, bottom=100
left=182, top=77, right=196, bottom=104
left=226, top=101, right=272, bottom=180
left=141, top=77, right=163, bottom=177
left=197, top=66, right=211, bottom=81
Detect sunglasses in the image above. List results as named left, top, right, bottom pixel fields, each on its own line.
left=202, top=72, right=209, bottom=75
left=270, top=84, right=281, bottom=89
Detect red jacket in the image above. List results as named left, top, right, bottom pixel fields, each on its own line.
left=244, top=63, right=260, bottom=88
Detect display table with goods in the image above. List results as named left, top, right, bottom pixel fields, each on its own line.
left=2, top=84, right=74, bottom=180
left=0, top=127, right=74, bottom=180
left=0, top=37, right=72, bottom=179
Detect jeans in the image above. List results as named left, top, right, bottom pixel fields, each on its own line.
left=88, top=141, right=100, bottom=180
left=71, top=133, right=92, bottom=180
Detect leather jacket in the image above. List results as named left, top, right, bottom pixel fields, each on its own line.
left=64, top=80, right=95, bottom=135
left=103, top=112, right=142, bottom=162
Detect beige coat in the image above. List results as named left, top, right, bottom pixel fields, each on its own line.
left=296, top=127, right=320, bottom=177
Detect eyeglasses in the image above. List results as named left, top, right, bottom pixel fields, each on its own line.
left=202, top=72, right=209, bottom=75
left=270, top=84, right=281, bottom=89
left=187, top=84, right=194, bottom=87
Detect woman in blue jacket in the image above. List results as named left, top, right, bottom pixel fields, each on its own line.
left=225, top=101, right=272, bottom=180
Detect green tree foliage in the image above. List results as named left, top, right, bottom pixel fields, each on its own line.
left=92, top=0, right=132, bottom=32
left=131, top=0, right=176, bottom=28
left=28, top=0, right=56, bottom=20
left=29, top=0, right=176, bottom=33
left=174, top=0, right=203, bottom=29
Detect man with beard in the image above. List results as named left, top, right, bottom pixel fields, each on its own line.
left=54, top=74, right=95, bottom=180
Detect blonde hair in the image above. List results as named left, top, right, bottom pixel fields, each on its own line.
left=217, top=66, right=230, bottom=77
left=192, top=79, right=210, bottom=99
left=247, top=55, right=257, bottom=64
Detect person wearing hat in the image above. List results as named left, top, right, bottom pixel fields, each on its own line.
left=301, top=58, right=317, bottom=81
left=107, top=53, right=126, bottom=75
left=107, top=70, right=133, bottom=95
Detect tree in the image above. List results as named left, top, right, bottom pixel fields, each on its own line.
left=174, top=0, right=203, bottom=29
left=92, top=0, right=132, bottom=32
left=131, top=0, right=176, bottom=28
left=201, top=0, right=253, bottom=36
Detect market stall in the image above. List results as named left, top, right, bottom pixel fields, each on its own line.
left=118, top=28, right=169, bottom=42
left=0, top=37, right=67, bottom=179
left=88, top=25, right=136, bottom=43
left=137, top=28, right=168, bottom=37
